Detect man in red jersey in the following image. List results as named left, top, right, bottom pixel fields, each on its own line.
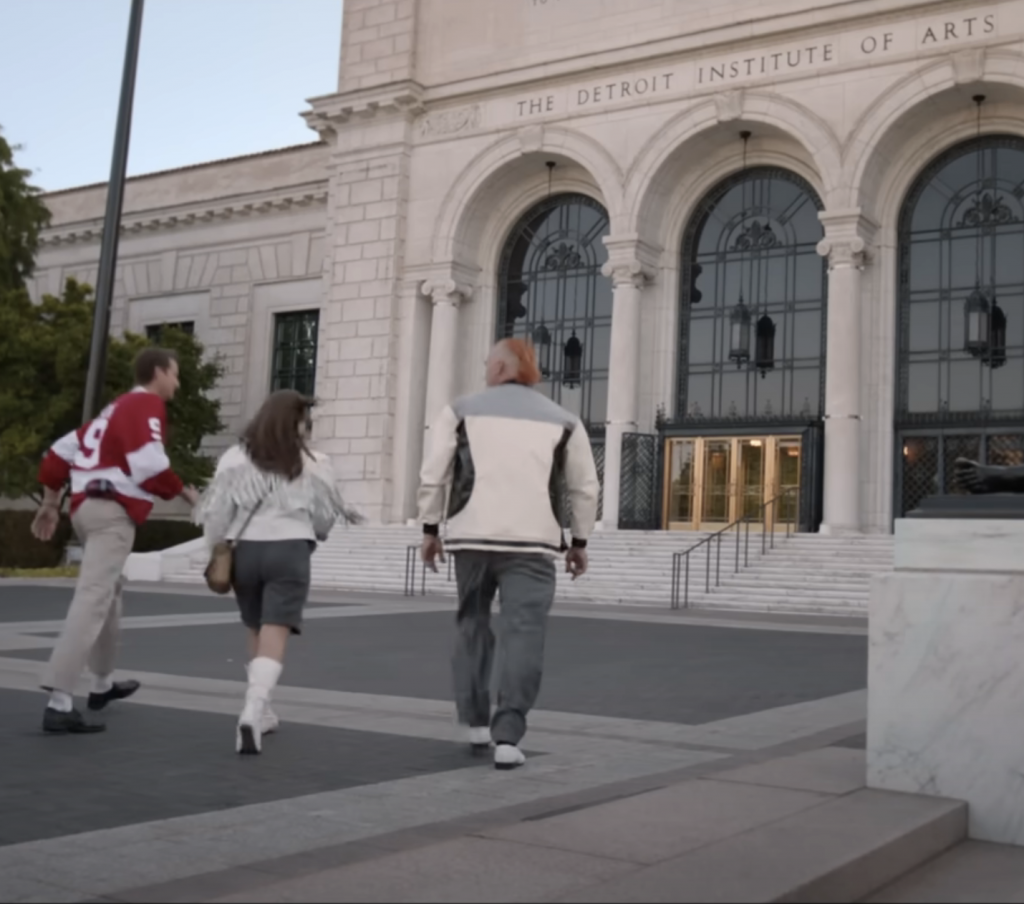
left=30, top=347, right=199, bottom=733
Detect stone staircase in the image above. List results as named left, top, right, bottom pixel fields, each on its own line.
left=148, top=523, right=893, bottom=616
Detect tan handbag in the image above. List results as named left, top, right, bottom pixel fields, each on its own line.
left=204, top=502, right=263, bottom=595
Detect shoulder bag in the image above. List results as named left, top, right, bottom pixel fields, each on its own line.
left=204, top=500, right=263, bottom=595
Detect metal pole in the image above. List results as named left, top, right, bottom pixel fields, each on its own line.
left=81, top=0, right=146, bottom=423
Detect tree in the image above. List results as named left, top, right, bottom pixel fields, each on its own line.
left=0, top=279, right=225, bottom=501
left=0, top=128, right=51, bottom=293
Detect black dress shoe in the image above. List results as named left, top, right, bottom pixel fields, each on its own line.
left=43, top=707, right=106, bottom=734
left=87, top=679, right=141, bottom=711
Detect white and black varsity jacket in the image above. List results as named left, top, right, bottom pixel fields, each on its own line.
left=417, top=382, right=600, bottom=556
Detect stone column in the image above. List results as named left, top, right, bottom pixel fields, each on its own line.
left=421, top=279, right=471, bottom=431
left=599, top=259, right=651, bottom=530
left=817, top=221, right=872, bottom=535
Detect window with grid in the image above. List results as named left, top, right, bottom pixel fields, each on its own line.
left=145, top=321, right=194, bottom=342
left=271, top=310, right=319, bottom=397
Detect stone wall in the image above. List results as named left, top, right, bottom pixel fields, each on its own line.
left=339, top=0, right=416, bottom=91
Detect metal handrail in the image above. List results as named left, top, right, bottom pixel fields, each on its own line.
left=670, top=486, right=799, bottom=610
left=403, top=543, right=454, bottom=597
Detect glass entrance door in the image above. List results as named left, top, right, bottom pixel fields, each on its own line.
left=663, top=436, right=802, bottom=531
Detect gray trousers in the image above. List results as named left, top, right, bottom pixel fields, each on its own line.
left=42, top=499, right=136, bottom=694
left=452, top=551, right=556, bottom=746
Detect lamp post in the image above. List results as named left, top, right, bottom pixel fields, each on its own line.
left=81, top=0, right=145, bottom=423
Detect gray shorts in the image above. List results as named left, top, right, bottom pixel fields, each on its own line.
left=232, top=539, right=313, bottom=635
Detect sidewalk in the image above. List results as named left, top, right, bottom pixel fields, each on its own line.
left=89, top=742, right=1001, bottom=904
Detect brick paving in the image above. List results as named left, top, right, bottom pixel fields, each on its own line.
left=0, top=582, right=871, bottom=902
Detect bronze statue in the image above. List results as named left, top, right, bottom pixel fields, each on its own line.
left=954, top=457, right=1024, bottom=494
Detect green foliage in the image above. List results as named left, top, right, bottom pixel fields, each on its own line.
left=0, top=128, right=51, bottom=293
left=0, top=511, right=72, bottom=569
left=0, top=511, right=200, bottom=569
left=107, top=323, right=226, bottom=489
left=133, top=518, right=202, bottom=553
left=0, top=279, right=226, bottom=501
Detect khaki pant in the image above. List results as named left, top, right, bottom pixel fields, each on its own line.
left=42, top=499, right=136, bottom=694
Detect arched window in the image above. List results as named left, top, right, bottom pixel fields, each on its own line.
left=497, top=194, right=612, bottom=432
left=678, top=168, right=826, bottom=422
left=897, top=135, right=1024, bottom=516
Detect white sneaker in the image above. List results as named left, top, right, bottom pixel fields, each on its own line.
left=468, top=727, right=492, bottom=749
left=261, top=704, right=280, bottom=735
left=494, top=744, right=526, bottom=771
left=237, top=696, right=264, bottom=755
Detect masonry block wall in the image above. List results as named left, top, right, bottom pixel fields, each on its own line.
left=339, top=0, right=417, bottom=91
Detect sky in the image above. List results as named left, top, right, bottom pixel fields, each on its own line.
left=1, top=0, right=344, bottom=192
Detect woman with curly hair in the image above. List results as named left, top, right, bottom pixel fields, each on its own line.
left=196, top=390, right=360, bottom=754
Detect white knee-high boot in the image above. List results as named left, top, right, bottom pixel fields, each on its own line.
left=237, top=657, right=282, bottom=755
left=245, top=662, right=280, bottom=735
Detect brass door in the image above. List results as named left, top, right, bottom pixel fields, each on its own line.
left=663, top=436, right=801, bottom=531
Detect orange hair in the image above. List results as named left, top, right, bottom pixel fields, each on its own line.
left=503, top=338, right=542, bottom=386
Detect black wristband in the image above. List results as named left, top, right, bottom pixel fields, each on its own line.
left=571, top=537, right=587, bottom=549
left=423, top=523, right=440, bottom=537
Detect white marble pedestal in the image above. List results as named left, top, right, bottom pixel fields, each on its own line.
left=867, top=517, right=1024, bottom=846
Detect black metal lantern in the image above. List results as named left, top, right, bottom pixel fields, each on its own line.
left=563, top=332, right=583, bottom=387
left=532, top=323, right=552, bottom=376
left=728, top=297, right=751, bottom=368
left=964, top=285, right=991, bottom=357
left=755, top=314, right=776, bottom=377
left=988, top=297, right=1007, bottom=369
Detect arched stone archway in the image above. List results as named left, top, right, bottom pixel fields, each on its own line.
left=624, top=91, right=840, bottom=258
left=839, top=51, right=1024, bottom=530
left=431, top=126, right=625, bottom=271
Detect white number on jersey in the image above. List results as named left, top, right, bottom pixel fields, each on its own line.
left=148, top=417, right=163, bottom=441
left=75, top=418, right=109, bottom=469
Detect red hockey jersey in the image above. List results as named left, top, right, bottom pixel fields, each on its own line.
left=39, top=387, right=184, bottom=525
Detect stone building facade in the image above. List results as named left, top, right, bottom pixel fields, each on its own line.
left=30, top=0, right=1024, bottom=533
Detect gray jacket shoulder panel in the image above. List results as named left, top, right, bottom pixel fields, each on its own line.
left=451, top=384, right=579, bottom=430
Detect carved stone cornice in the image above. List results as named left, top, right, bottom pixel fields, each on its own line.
left=421, top=278, right=473, bottom=305
left=38, top=186, right=329, bottom=247
left=303, top=81, right=426, bottom=139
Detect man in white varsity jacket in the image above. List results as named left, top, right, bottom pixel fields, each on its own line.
left=418, top=338, right=600, bottom=771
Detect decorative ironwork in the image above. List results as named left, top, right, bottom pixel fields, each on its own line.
left=900, top=436, right=940, bottom=517
left=498, top=194, right=611, bottom=432
left=732, top=220, right=778, bottom=251
left=619, top=433, right=660, bottom=530
left=960, top=193, right=1016, bottom=227
left=271, top=310, right=319, bottom=397
left=895, top=136, right=1024, bottom=518
left=545, top=242, right=583, bottom=271
left=678, top=167, right=826, bottom=423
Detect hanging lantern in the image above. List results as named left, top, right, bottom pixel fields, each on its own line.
left=964, top=286, right=991, bottom=358
left=729, top=297, right=751, bottom=368
left=563, top=332, right=583, bottom=387
left=755, top=314, right=776, bottom=378
left=988, top=298, right=1007, bottom=369
left=532, top=323, right=552, bottom=376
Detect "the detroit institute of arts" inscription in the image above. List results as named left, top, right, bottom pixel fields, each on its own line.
left=514, top=9, right=998, bottom=120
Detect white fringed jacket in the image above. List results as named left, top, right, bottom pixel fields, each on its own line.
left=195, top=444, right=361, bottom=547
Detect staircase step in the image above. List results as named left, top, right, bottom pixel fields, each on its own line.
left=151, top=527, right=894, bottom=617
left=558, top=789, right=965, bottom=904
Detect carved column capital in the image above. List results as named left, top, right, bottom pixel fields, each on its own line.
left=816, top=237, right=871, bottom=270
left=601, top=259, right=653, bottom=289
left=817, top=208, right=877, bottom=271
left=421, top=279, right=473, bottom=305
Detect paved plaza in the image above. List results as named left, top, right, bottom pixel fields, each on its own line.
left=0, top=579, right=889, bottom=902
